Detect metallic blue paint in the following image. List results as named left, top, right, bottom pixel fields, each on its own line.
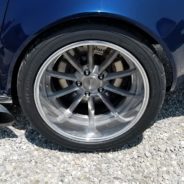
left=1, top=0, right=184, bottom=95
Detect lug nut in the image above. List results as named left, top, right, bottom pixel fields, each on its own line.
left=98, top=74, right=104, bottom=80
left=85, top=91, right=90, bottom=96
left=84, top=69, right=90, bottom=76
left=76, top=81, right=82, bottom=87
left=98, top=87, right=104, bottom=93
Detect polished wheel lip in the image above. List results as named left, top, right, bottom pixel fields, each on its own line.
left=34, top=40, right=150, bottom=143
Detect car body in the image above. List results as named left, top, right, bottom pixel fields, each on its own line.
left=0, top=0, right=184, bottom=150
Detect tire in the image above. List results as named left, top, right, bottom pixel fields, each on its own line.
left=17, top=24, right=166, bottom=151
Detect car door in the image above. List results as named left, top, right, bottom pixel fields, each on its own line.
left=0, top=0, right=8, bottom=31
left=0, top=0, right=9, bottom=93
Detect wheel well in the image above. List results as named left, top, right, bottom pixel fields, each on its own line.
left=11, top=16, right=173, bottom=104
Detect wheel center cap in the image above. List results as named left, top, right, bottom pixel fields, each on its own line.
left=82, top=76, right=101, bottom=91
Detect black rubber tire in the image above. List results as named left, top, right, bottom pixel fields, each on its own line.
left=17, top=24, right=166, bottom=151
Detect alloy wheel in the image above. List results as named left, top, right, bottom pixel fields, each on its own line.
left=34, top=40, right=150, bottom=143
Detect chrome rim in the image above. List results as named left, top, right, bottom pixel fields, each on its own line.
left=34, top=40, right=150, bottom=143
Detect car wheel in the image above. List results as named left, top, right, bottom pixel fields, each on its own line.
left=17, top=24, right=166, bottom=151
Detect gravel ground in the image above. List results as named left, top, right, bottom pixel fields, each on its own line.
left=0, top=88, right=184, bottom=184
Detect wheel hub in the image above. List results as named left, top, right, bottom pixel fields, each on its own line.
left=82, top=76, right=101, bottom=92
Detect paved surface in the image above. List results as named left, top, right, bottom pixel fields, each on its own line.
left=0, top=89, right=184, bottom=184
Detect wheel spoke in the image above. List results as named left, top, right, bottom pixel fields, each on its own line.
left=88, top=46, right=94, bottom=71
left=104, top=68, right=136, bottom=81
left=68, top=93, right=84, bottom=113
left=48, top=85, right=79, bottom=99
left=46, top=70, right=77, bottom=81
left=57, top=93, right=84, bottom=121
left=104, top=84, right=136, bottom=97
left=98, top=94, right=133, bottom=122
left=63, top=52, right=83, bottom=74
left=99, top=50, right=119, bottom=73
left=88, top=96, right=96, bottom=131
left=98, top=93, right=117, bottom=114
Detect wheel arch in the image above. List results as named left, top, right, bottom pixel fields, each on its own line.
left=11, top=14, right=174, bottom=103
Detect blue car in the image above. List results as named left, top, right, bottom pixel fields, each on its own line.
left=0, top=0, right=183, bottom=151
